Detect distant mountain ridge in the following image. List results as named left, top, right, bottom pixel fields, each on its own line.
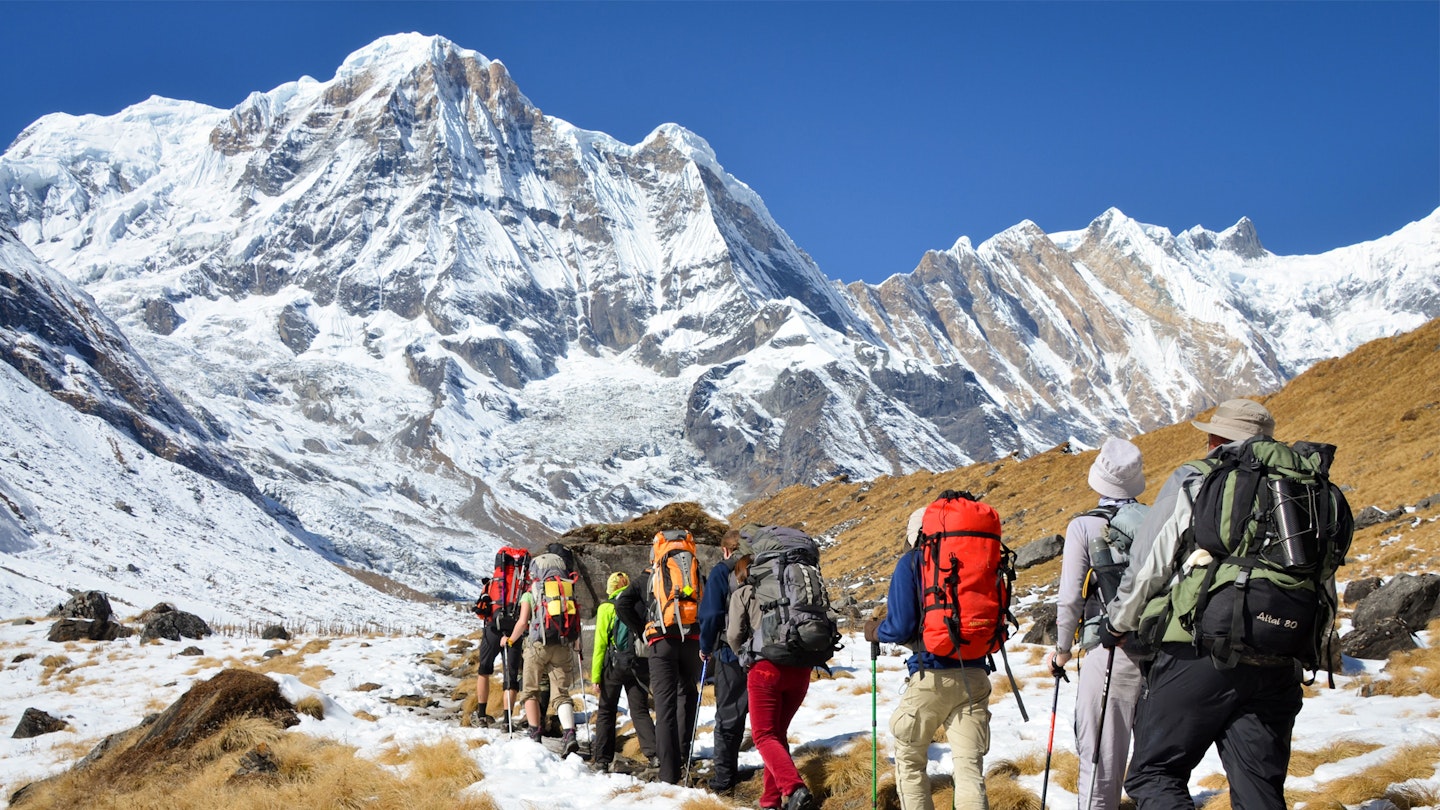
left=2, top=33, right=1437, bottom=599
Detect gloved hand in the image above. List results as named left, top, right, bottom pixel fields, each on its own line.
left=1097, top=618, right=1126, bottom=649
left=1044, top=649, right=1072, bottom=676
left=863, top=617, right=882, bottom=643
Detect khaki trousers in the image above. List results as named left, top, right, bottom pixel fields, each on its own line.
left=889, top=666, right=992, bottom=810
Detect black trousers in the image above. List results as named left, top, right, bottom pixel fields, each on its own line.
left=1125, top=645, right=1302, bottom=810
left=649, top=636, right=702, bottom=784
left=709, top=653, right=750, bottom=790
left=475, top=623, right=522, bottom=690
left=593, top=659, right=657, bottom=766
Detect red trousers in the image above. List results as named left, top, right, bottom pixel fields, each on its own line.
left=747, top=659, right=812, bottom=808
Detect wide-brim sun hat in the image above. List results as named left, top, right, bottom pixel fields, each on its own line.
left=1191, top=398, right=1275, bottom=443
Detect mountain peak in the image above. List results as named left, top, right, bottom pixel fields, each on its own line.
left=338, top=33, right=490, bottom=78
left=1218, top=216, right=1266, bottom=258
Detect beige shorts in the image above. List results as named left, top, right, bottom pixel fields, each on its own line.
left=520, top=641, right=579, bottom=705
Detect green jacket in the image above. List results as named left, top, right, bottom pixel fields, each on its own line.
left=590, top=586, right=626, bottom=683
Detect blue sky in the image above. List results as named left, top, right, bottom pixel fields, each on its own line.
left=4, top=1, right=1436, bottom=284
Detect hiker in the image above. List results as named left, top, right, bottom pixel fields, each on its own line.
left=865, top=491, right=1009, bottom=810
left=471, top=547, right=530, bottom=729
left=590, top=570, right=658, bottom=774
left=504, top=551, right=583, bottom=756
left=727, top=524, right=830, bottom=810
left=1102, top=398, right=1351, bottom=810
left=615, top=529, right=705, bottom=785
left=1044, top=437, right=1149, bottom=810
left=698, top=526, right=755, bottom=794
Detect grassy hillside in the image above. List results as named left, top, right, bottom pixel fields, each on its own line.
left=731, top=319, right=1440, bottom=599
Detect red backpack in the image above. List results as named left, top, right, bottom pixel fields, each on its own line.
left=480, top=547, right=531, bottom=634
left=916, top=490, right=1015, bottom=660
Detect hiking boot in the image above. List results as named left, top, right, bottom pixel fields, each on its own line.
left=784, top=785, right=815, bottom=810
left=526, top=724, right=543, bottom=743
left=560, top=729, right=578, bottom=757
left=591, top=760, right=611, bottom=774
left=473, top=712, right=494, bottom=729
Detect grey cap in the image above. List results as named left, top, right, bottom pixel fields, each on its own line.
left=1191, top=398, right=1274, bottom=443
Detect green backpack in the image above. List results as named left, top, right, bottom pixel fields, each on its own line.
left=1140, top=438, right=1353, bottom=673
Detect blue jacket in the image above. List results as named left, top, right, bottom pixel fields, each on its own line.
left=877, top=548, right=994, bottom=676
left=698, top=558, right=740, bottom=664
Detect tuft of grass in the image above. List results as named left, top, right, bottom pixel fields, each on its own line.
left=1287, top=741, right=1440, bottom=808
left=986, top=774, right=1042, bottom=810
left=1197, top=772, right=1228, bottom=790
left=193, top=716, right=286, bottom=761
left=293, top=694, right=326, bottom=721
left=1288, top=738, right=1384, bottom=777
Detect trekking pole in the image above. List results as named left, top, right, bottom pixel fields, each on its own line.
left=682, top=655, right=709, bottom=788
left=575, top=647, right=591, bottom=748
left=1040, top=659, right=1069, bottom=810
left=871, top=638, right=880, bottom=810
left=997, top=642, right=1029, bottom=721
left=501, top=640, right=514, bottom=737
left=1086, top=647, right=1117, bottom=809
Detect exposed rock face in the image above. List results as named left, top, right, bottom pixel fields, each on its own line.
left=1351, top=574, right=1440, bottom=634
left=1342, top=616, right=1418, bottom=661
left=12, top=708, right=68, bottom=739
left=0, top=230, right=257, bottom=501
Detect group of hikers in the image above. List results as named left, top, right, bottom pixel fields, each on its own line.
left=470, top=397, right=1353, bottom=810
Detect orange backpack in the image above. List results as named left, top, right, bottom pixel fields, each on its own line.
left=916, top=491, right=1015, bottom=660
left=645, top=529, right=703, bottom=640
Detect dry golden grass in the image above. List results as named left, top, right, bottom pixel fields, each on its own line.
left=9, top=724, right=498, bottom=810
left=193, top=716, right=287, bottom=760
left=292, top=694, right=325, bottom=721
left=731, top=319, right=1440, bottom=599
left=1288, top=741, right=1440, bottom=809
left=252, top=640, right=334, bottom=688
left=986, top=772, right=1042, bottom=810
left=1197, top=772, right=1229, bottom=790
left=1288, top=738, right=1385, bottom=777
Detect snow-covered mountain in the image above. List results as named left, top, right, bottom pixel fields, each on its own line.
left=0, top=226, right=467, bottom=627
left=2, top=33, right=1437, bottom=602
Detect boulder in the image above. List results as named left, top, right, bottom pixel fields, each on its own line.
left=51, top=591, right=114, bottom=624
left=229, top=742, right=280, bottom=783
left=1343, top=576, right=1384, bottom=606
left=141, top=609, right=212, bottom=642
left=1015, top=534, right=1064, bottom=570
left=260, top=624, right=291, bottom=641
left=1354, top=505, right=1406, bottom=530
left=1351, top=574, right=1440, bottom=635
left=47, top=618, right=132, bottom=642
left=1021, top=602, right=1059, bottom=646
left=1341, top=617, right=1418, bottom=660
left=12, top=708, right=67, bottom=739
left=102, top=669, right=298, bottom=776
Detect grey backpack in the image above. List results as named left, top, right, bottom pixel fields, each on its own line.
left=745, top=526, right=841, bottom=668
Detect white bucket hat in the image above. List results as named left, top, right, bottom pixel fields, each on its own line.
left=1088, top=437, right=1145, bottom=499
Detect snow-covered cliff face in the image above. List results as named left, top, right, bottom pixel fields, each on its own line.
left=2, top=33, right=1437, bottom=598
